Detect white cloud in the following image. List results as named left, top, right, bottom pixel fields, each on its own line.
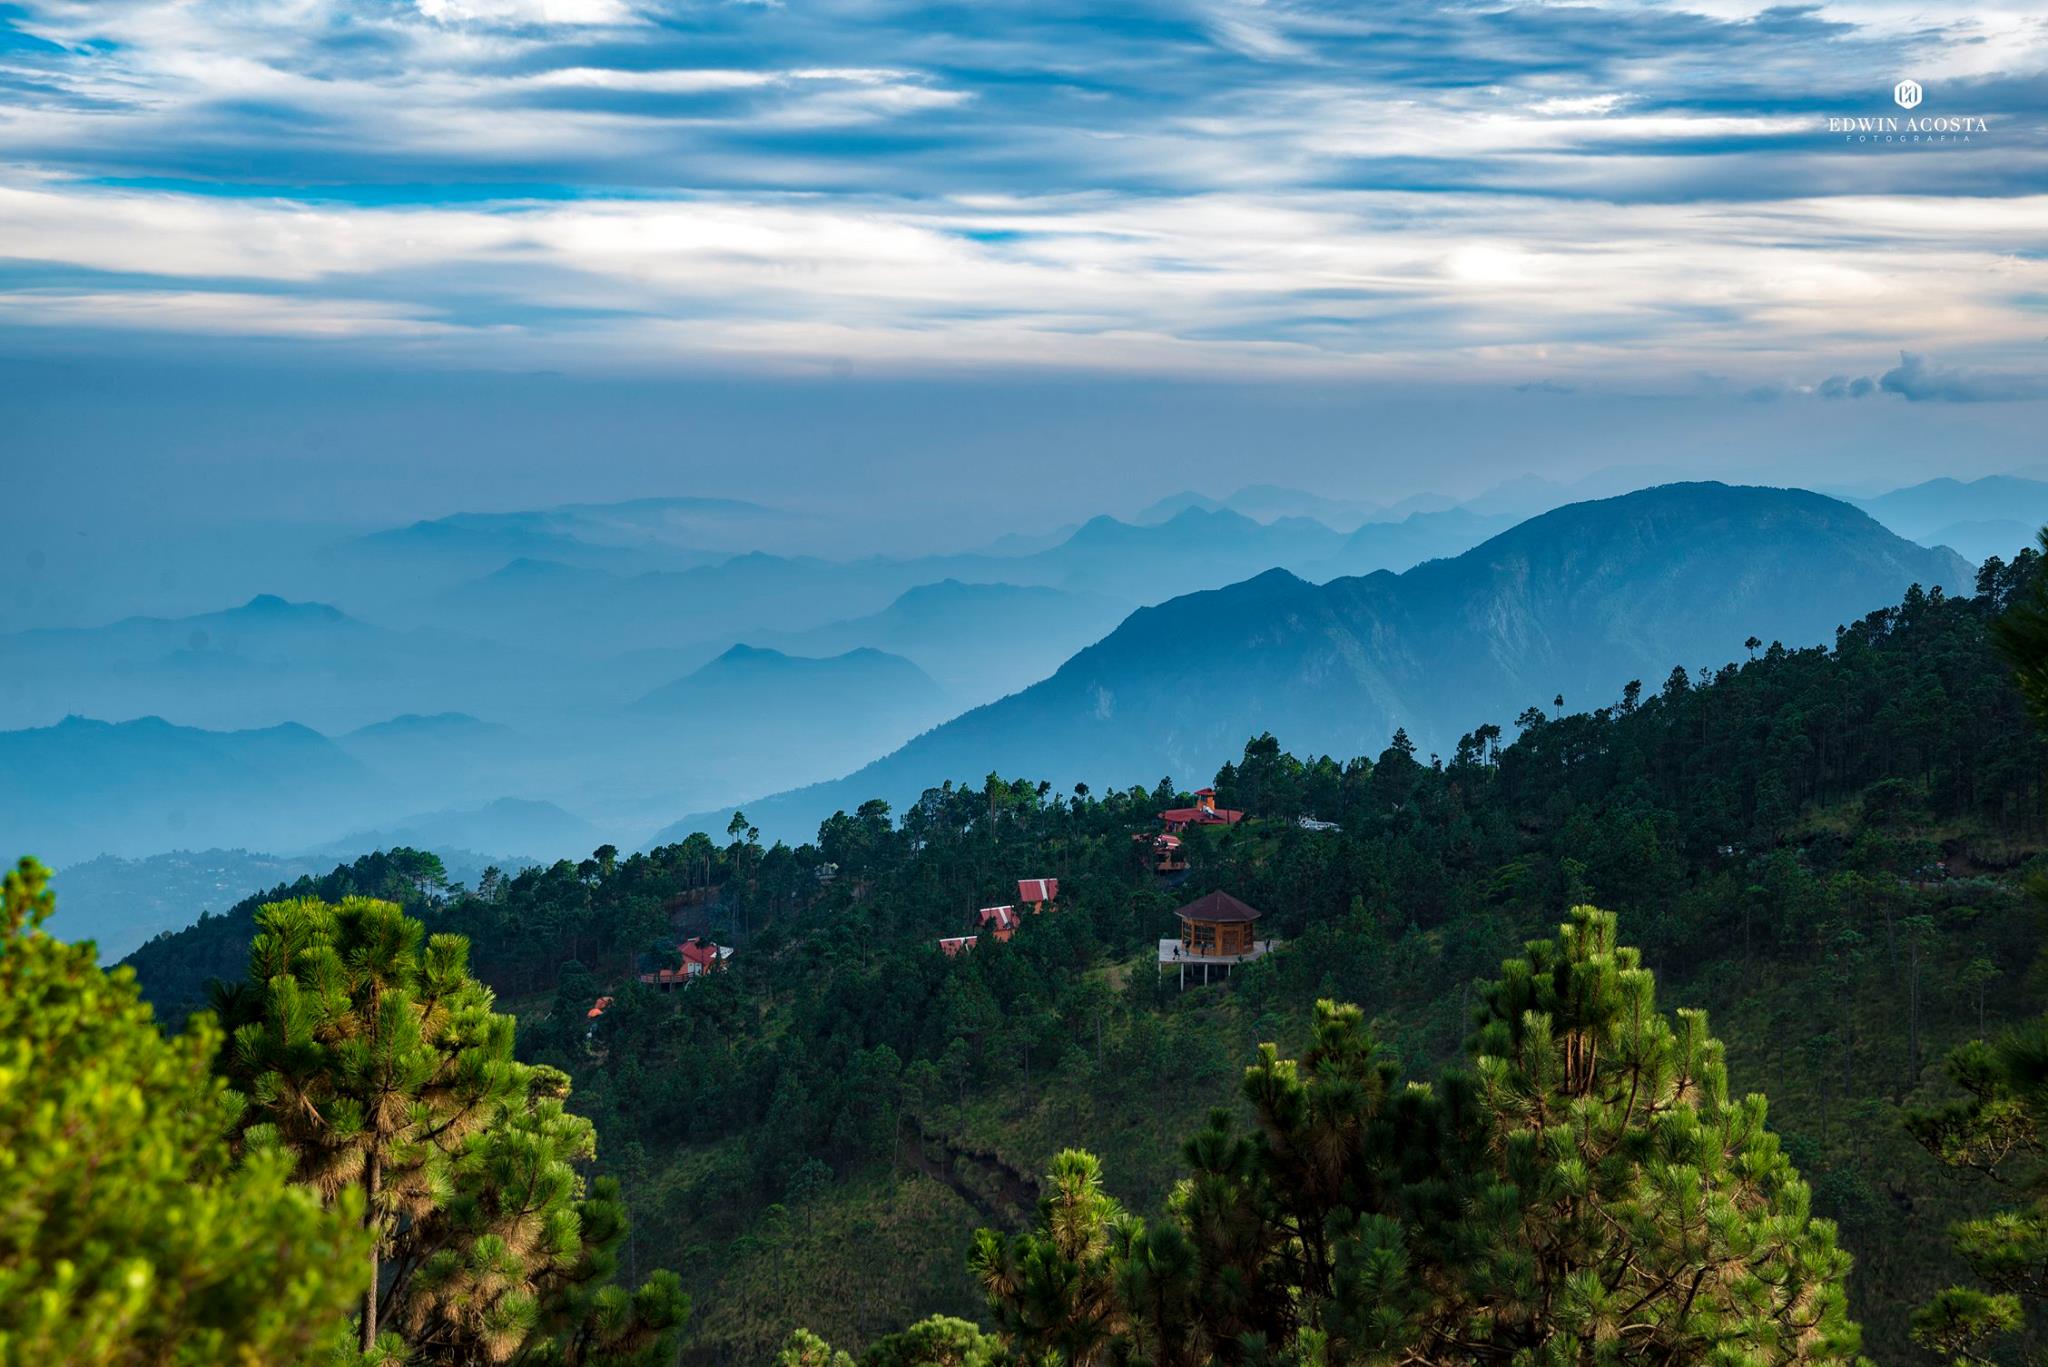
left=1529, top=94, right=1629, bottom=117
left=0, top=0, right=2038, bottom=383
left=0, top=177, right=2040, bottom=380
left=0, top=289, right=459, bottom=338
left=414, top=0, right=637, bottom=25
left=524, top=67, right=781, bottom=92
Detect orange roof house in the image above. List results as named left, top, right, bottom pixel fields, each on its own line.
left=586, top=995, right=614, bottom=1020
left=638, top=937, right=733, bottom=991
left=1016, top=878, right=1058, bottom=910
left=978, top=905, right=1021, bottom=942
left=937, top=935, right=979, bottom=957
left=1160, top=788, right=1244, bottom=832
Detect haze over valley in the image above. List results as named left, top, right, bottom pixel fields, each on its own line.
left=7, top=464, right=2033, bottom=955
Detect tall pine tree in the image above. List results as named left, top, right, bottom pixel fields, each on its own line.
left=966, top=907, right=1862, bottom=1365
left=0, top=857, right=366, bottom=1365
left=221, top=894, right=686, bottom=1364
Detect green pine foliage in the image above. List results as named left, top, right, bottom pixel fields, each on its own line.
left=218, top=894, right=687, bottom=1364
left=0, top=856, right=368, bottom=1366
left=1903, top=1029, right=2048, bottom=1362
left=775, top=1316, right=1008, bottom=1366
left=1900, top=529, right=2048, bottom=1365
left=109, top=551, right=2048, bottom=1361
left=964, top=909, right=1861, bottom=1366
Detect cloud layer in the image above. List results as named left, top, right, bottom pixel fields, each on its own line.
left=0, top=0, right=2043, bottom=383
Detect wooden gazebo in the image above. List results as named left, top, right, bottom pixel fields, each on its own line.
left=1160, top=890, right=1271, bottom=987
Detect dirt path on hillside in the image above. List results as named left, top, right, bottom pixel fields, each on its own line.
left=899, top=1126, right=1039, bottom=1231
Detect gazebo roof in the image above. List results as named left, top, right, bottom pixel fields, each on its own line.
left=1172, top=890, right=1263, bottom=924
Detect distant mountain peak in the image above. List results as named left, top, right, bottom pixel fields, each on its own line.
left=711, top=642, right=787, bottom=665
left=1240, top=566, right=1311, bottom=588
left=634, top=641, right=942, bottom=715
left=652, top=482, right=1973, bottom=847
left=234, top=594, right=348, bottom=621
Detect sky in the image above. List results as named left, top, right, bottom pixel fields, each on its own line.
left=1, top=0, right=2046, bottom=544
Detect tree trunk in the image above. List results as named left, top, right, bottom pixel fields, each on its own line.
left=1908, top=940, right=1923, bottom=1084
left=362, top=1150, right=383, bottom=1352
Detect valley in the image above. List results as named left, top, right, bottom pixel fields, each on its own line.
left=104, top=552, right=2048, bottom=1362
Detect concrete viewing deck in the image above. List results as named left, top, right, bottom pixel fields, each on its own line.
left=1158, top=938, right=1276, bottom=986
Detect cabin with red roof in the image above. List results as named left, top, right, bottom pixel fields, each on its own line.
left=977, top=905, right=1021, bottom=942
left=937, top=934, right=978, bottom=957
left=1149, top=833, right=1186, bottom=873
left=1016, top=877, right=1058, bottom=912
left=637, top=937, right=732, bottom=991
left=586, top=995, right=614, bottom=1020
left=1159, top=788, right=1245, bottom=832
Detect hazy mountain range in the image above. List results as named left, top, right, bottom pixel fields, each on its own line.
left=653, top=483, right=1973, bottom=843
left=51, top=847, right=510, bottom=962
left=6, top=470, right=2031, bottom=896
left=0, top=714, right=376, bottom=864
left=1853, top=476, right=2048, bottom=566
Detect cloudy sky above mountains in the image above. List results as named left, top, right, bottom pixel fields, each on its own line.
left=2, top=0, right=2045, bottom=534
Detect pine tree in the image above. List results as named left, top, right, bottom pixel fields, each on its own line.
left=968, top=908, right=1862, bottom=1366
left=775, top=1317, right=1007, bottom=1367
left=969, top=1150, right=1136, bottom=1365
left=1903, top=536, right=2048, bottom=1364
left=0, top=856, right=367, bottom=1365
left=775, top=1329, right=854, bottom=1367
left=1444, top=907, right=1862, bottom=1364
left=222, top=894, right=686, bottom=1364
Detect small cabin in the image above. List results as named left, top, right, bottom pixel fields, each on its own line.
left=977, top=905, right=1021, bottom=942
left=1150, top=833, right=1186, bottom=874
left=1297, top=816, right=1339, bottom=832
left=1159, top=890, right=1272, bottom=986
left=1159, top=788, right=1245, bottom=833
left=937, top=934, right=978, bottom=957
left=638, top=937, right=732, bottom=991
left=1016, top=877, right=1058, bottom=912
left=1176, top=889, right=1261, bottom=955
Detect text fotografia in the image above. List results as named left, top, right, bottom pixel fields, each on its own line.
left=1829, top=80, right=1990, bottom=145
left=1828, top=114, right=1986, bottom=144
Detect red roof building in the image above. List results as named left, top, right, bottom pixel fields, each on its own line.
left=978, top=905, right=1021, bottom=942
left=1016, top=877, right=1058, bottom=909
left=937, top=935, right=978, bottom=957
left=638, top=937, right=733, bottom=991
left=586, top=995, right=614, bottom=1020
left=1160, top=788, right=1244, bottom=832
left=1149, top=832, right=1187, bottom=873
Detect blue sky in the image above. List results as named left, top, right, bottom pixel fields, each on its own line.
left=1, top=0, right=2045, bottom=538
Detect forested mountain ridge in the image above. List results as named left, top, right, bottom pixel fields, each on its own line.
left=655, top=482, right=1972, bottom=844
left=113, top=550, right=2046, bottom=1362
